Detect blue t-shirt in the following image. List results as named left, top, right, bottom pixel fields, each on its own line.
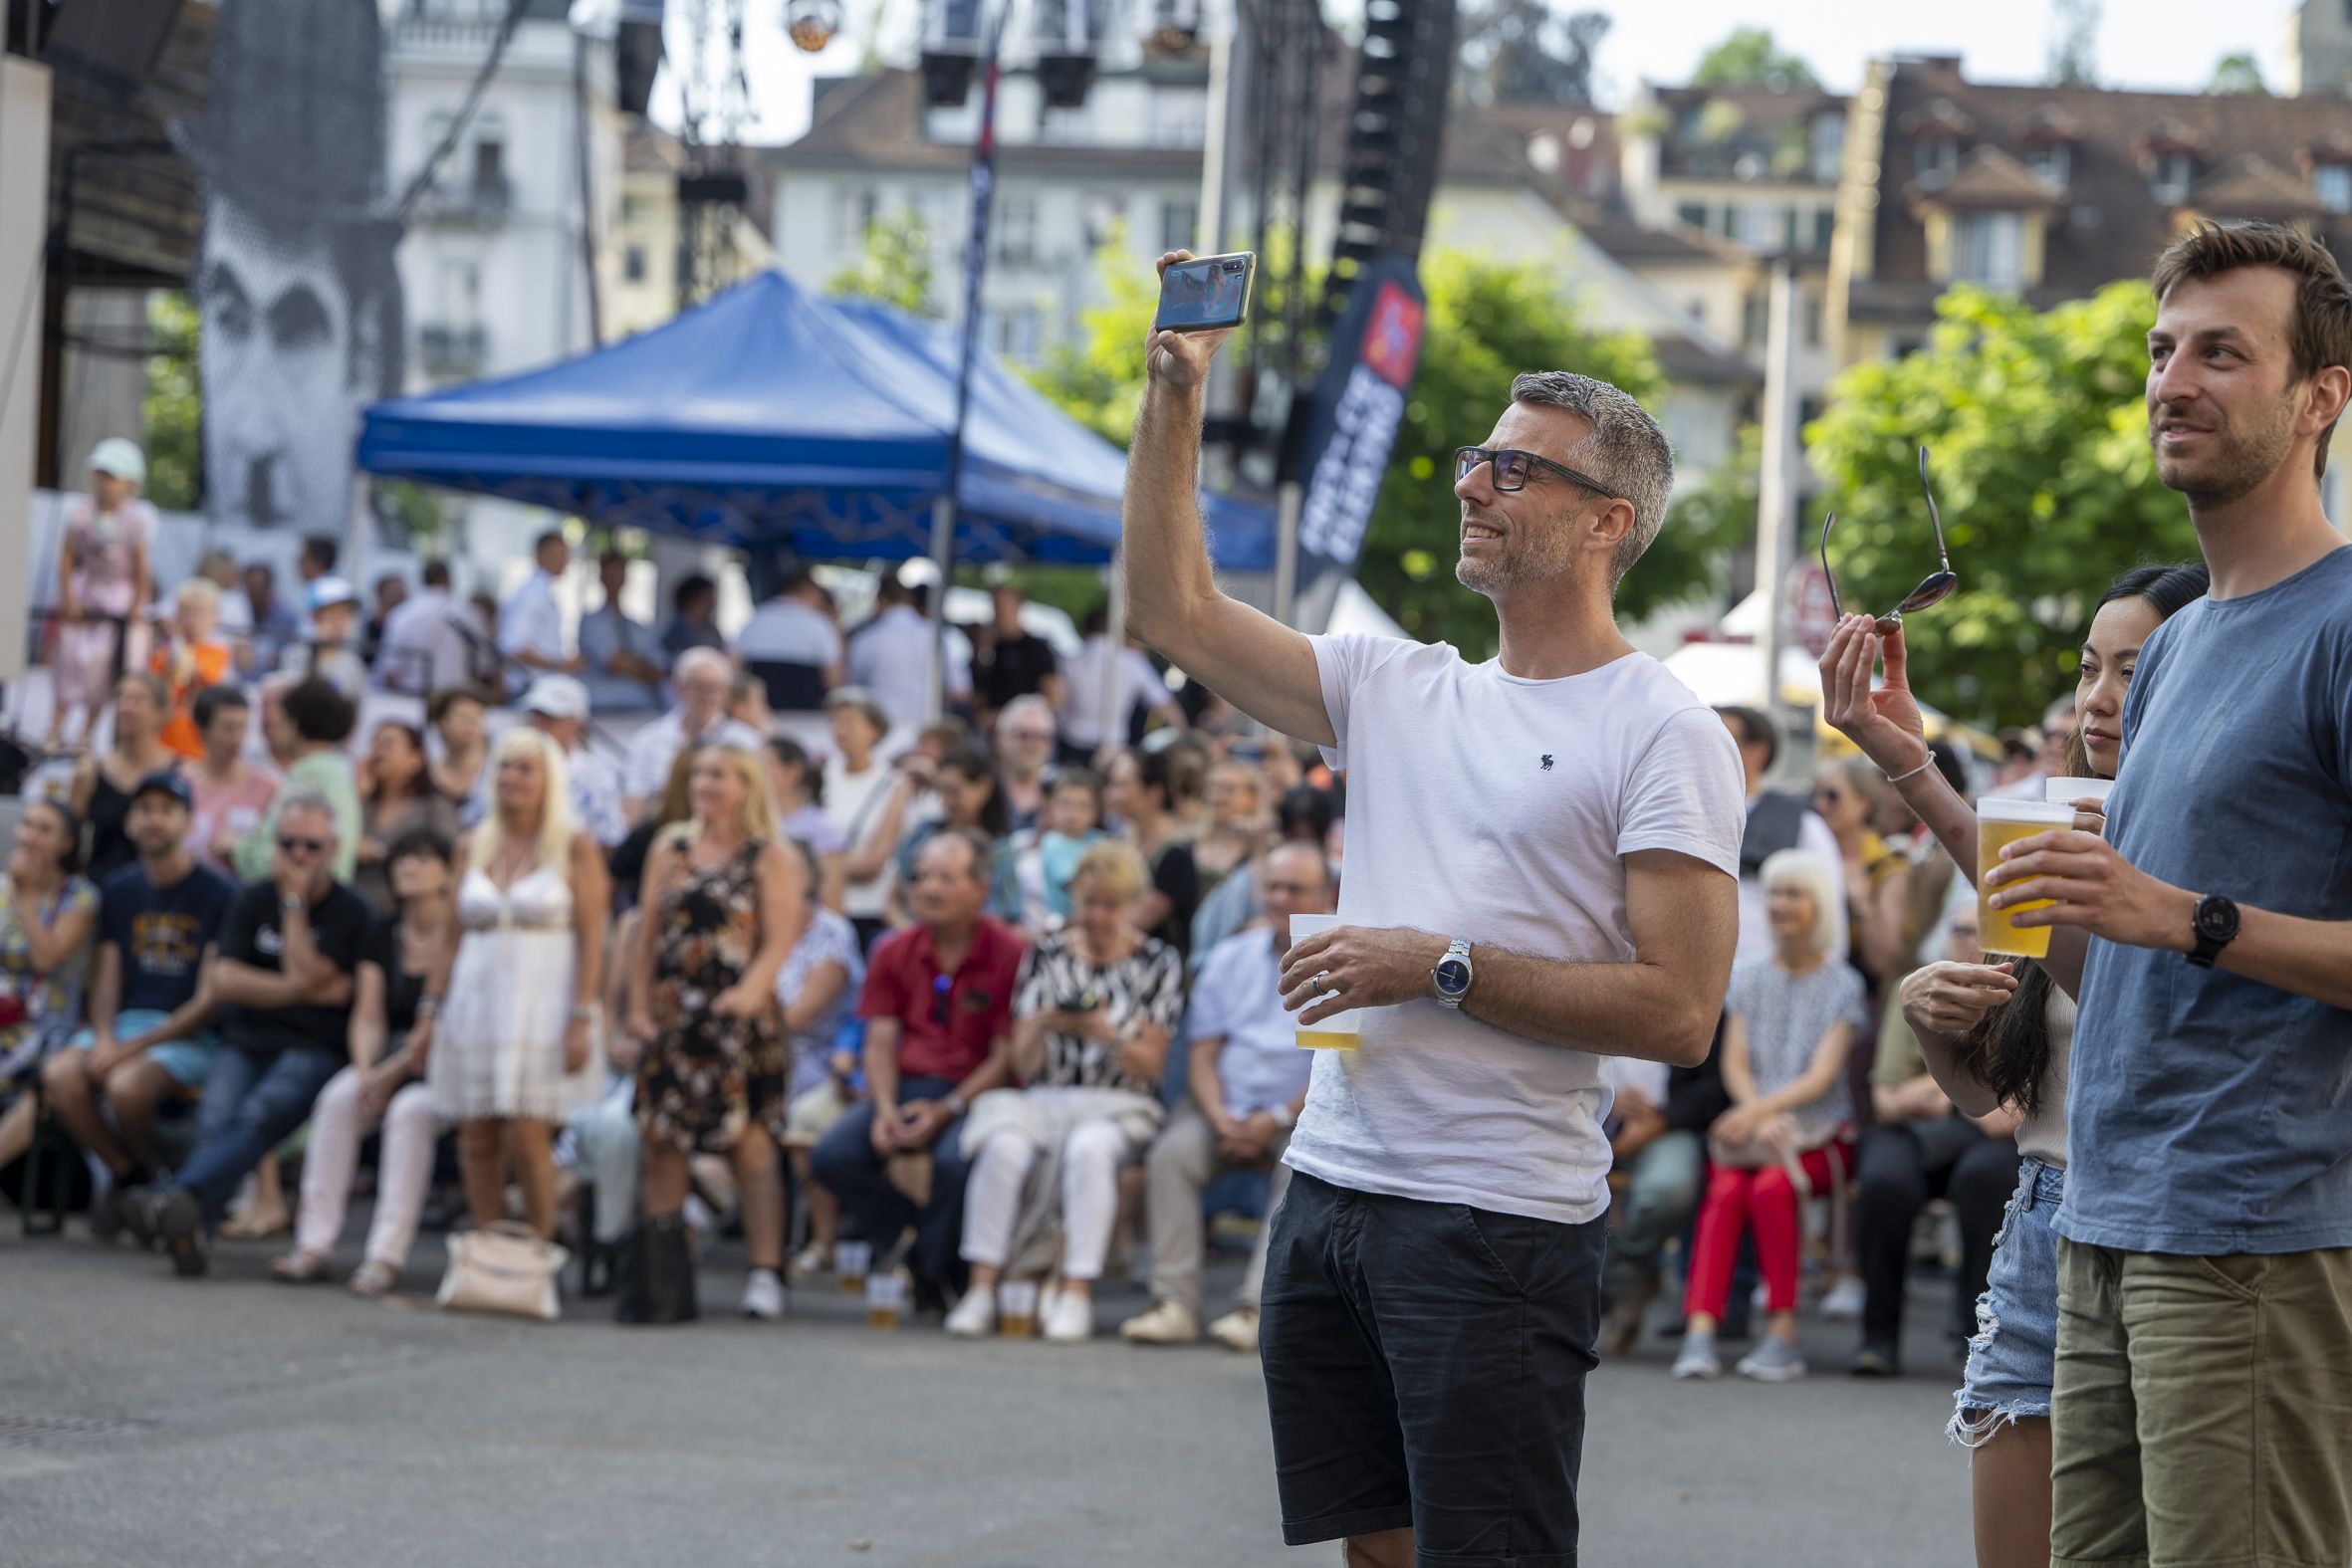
left=100, top=860, right=239, bottom=1016
left=2065, top=546, right=2352, bottom=1255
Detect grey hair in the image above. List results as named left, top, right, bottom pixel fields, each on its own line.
left=1000, top=693, right=1056, bottom=734
left=276, top=788, right=341, bottom=836
left=674, top=646, right=732, bottom=684
left=1509, top=371, right=1674, bottom=591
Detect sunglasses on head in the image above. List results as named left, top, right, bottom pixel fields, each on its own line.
left=1453, top=446, right=1620, bottom=498
left=279, top=835, right=329, bottom=855
left=1819, top=445, right=1958, bottom=634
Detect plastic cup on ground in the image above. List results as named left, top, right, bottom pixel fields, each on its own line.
left=865, top=1270, right=904, bottom=1330
left=835, top=1239, right=871, bottom=1295
left=999, top=1280, right=1039, bottom=1339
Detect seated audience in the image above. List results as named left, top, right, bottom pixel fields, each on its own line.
left=975, top=582, right=1062, bottom=728
left=353, top=722, right=460, bottom=915
left=948, top=841, right=1181, bottom=1343
left=427, top=685, right=493, bottom=824
left=1123, top=841, right=1329, bottom=1351
left=824, top=689, right=917, bottom=950
left=763, top=737, right=846, bottom=910
left=284, top=578, right=367, bottom=698
left=735, top=567, right=842, bottom=723
left=121, top=792, right=371, bottom=1276
left=377, top=560, right=481, bottom=698
left=778, top=840, right=867, bottom=1278
left=993, top=695, right=1058, bottom=833
left=1105, top=745, right=1201, bottom=961
left=1675, top=849, right=1862, bottom=1384
left=660, top=572, right=725, bottom=660
left=812, top=830, right=1021, bottom=1305
left=71, top=672, right=178, bottom=882
left=235, top=560, right=302, bottom=677
left=276, top=826, right=458, bottom=1294
left=993, top=766, right=1108, bottom=938
left=236, top=679, right=361, bottom=886
left=185, top=686, right=278, bottom=874
left=579, top=550, right=668, bottom=713
left=152, top=579, right=234, bottom=762
left=621, top=648, right=758, bottom=820
left=39, top=775, right=233, bottom=1232
left=892, top=749, right=1007, bottom=914
left=519, top=676, right=629, bottom=851
left=0, top=801, right=102, bottom=1176
left=1850, top=895, right=2021, bottom=1378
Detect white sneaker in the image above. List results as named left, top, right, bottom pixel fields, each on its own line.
left=1671, top=1334, right=1722, bottom=1381
left=945, top=1286, right=997, bottom=1339
left=1044, top=1289, right=1094, bottom=1344
left=1120, top=1298, right=1201, bottom=1345
left=739, top=1268, right=786, bottom=1321
left=1820, top=1277, right=1866, bottom=1319
left=1208, top=1305, right=1260, bottom=1352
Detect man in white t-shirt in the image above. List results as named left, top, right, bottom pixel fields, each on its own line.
left=499, top=532, right=579, bottom=676
left=735, top=567, right=844, bottom=720
left=846, top=578, right=972, bottom=730
left=1119, top=252, right=1744, bottom=1567
left=1057, top=606, right=1184, bottom=764
left=1123, top=841, right=1331, bottom=1353
left=377, top=560, right=483, bottom=697
left=621, top=646, right=763, bottom=818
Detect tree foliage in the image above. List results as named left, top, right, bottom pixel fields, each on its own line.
left=2207, top=52, right=2269, bottom=97
left=1806, top=282, right=2195, bottom=729
left=142, top=292, right=201, bottom=513
left=825, top=211, right=937, bottom=317
left=2047, top=0, right=2100, bottom=86
left=1456, top=0, right=1611, bottom=107
left=1690, top=27, right=1820, bottom=93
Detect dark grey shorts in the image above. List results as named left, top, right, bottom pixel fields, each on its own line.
left=1261, top=1170, right=1606, bottom=1567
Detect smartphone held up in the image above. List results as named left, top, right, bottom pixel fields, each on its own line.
left=1156, top=251, right=1257, bottom=334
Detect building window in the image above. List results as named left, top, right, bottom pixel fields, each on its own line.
left=1812, top=208, right=1835, bottom=251
left=1160, top=198, right=1197, bottom=254
left=2150, top=151, right=2196, bottom=203
left=1803, top=290, right=1824, bottom=347
left=1889, top=336, right=1924, bottom=359
left=2320, top=163, right=2352, bottom=213
left=1676, top=200, right=1708, bottom=230
left=1952, top=211, right=2026, bottom=289
left=990, top=304, right=1041, bottom=360
left=1736, top=204, right=1780, bottom=250
left=1809, top=112, right=1845, bottom=182
left=623, top=245, right=647, bottom=283
left=997, top=194, right=1039, bottom=268
left=1149, top=87, right=1208, bottom=148
left=2025, top=144, right=2071, bottom=192
left=834, top=188, right=878, bottom=248
left=1915, top=137, right=1959, bottom=182
left=473, top=112, right=506, bottom=196
left=1040, top=105, right=1090, bottom=144
left=1742, top=291, right=1768, bottom=348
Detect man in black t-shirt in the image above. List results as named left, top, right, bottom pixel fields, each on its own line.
left=976, top=583, right=1063, bottom=725
left=123, top=791, right=370, bottom=1277
left=41, top=773, right=237, bottom=1224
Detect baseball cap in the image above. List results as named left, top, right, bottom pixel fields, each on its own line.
left=131, top=770, right=194, bottom=811
left=308, top=576, right=358, bottom=613
left=521, top=675, right=589, bottom=722
left=88, top=437, right=147, bottom=486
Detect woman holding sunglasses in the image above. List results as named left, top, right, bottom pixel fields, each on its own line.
left=1820, top=561, right=2207, bottom=1568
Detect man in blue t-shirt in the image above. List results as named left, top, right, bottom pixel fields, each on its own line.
left=1986, top=221, right=2352, bottom=1566
left=39, top=772, right=236, bottom=1229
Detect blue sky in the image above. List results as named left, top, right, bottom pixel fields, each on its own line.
left=688, top=0, right=2298, bottom=144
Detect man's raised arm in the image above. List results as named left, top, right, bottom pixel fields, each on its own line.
left=1121, top=251, right=1334, bottom=749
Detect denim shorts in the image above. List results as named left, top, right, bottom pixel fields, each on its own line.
left=1950, top=1155, right=2064, bottom=1445
left=72, top=1010, right=221, bottom=1091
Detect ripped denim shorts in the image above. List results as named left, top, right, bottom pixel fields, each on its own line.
left=1948, top=1155, right=2065, bottom=1447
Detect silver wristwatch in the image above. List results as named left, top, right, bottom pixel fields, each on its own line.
left=1431, top=938, right=1475, bottom=1009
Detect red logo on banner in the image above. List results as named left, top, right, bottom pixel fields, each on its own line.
left=1360, top=283, right=1425, bottom=389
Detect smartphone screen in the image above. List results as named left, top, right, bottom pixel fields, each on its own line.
left=1157, top=252, right=1256, bottom=333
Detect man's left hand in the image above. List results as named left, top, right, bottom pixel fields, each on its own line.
left=1986, top=829, right=2196, bottom=953
left=1279, top=924, right=1448, bottom=1026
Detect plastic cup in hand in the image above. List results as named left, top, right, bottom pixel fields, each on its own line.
left=1979, top=797, right=2074, bottom=958
left=2043, top=777, right=2116, bottom=808
left=999, top=1280, right=1040, bottom=1339
left=835, top=1239, right=871, bottom=1294
left=865, top=1270, right=905, bottom=1330
left=1286, top=914, right=1362, bottom=1050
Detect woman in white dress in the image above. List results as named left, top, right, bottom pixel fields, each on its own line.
left=414, top=728, right=610, bottom=1240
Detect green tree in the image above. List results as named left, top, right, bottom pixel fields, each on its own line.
left=1691, top=27, right=1820, bottom=93
left=825, top=210, right=937, bottom=316
left=2207, top=52, right=2269, bottom=96
left=2048, top=0, right=2099, bottom=86
left=142, top=292, right=201, bottom=513
left=1806, top=281, right=2194, bottom=728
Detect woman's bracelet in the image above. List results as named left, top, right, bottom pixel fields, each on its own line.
left=415, top=995, right=441, bottom=1021
left=1884, top=757, right=1937, bottom=786
left=570, top=1002, right=601, bottom=1023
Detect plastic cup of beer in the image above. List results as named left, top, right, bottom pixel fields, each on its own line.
left=865, top=1270, right=904, bottom=1331
left=998, top=1280, right=1040, bottom=1339
left=2043, top=776, right=2117, bottom=815
left=835, top=1239, right=871, bottom=1295
left=1979, top=797, right=2075, bottom=959
left=1286, top=914, right=1362, bottom=1050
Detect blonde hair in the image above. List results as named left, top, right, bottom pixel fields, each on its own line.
left=1760, top=847, right=1844, bottom=958
left=1070, top=837, right=1149, bottom=902
left=661, top=741, right=779, bottom=853
left=174, top=577, right=221, bottom=612
left=470, top=727, right=576, bottom=873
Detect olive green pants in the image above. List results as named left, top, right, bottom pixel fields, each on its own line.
left=2050, top=1238, right=2352, bottom=1568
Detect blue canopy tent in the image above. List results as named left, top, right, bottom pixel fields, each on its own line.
left=355, top=269, right=1274, bottom=570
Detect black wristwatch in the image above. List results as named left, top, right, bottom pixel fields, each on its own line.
left=2188, top=894, right=2240, bottom=969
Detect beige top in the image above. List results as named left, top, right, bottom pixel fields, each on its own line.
left=2016, top=985, right=2076, bottom=1170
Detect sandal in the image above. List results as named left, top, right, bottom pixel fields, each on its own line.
left=348, top=1260, right=397, bottom=1298
left=272, top=1250, right=331, bottom=1284
left=223, top=1210, right=292, bottom=1242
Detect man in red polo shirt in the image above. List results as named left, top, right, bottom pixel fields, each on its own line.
left=813, top=827, right=1024, bottom=1303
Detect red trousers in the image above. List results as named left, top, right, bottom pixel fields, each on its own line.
left=1681, top=1141, right=1852, bottom=1320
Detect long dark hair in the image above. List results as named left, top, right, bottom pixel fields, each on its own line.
left=1953, top=561, right=2209, bottom=1114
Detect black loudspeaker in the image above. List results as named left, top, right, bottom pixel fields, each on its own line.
left=39, top=0, right=184, bottom=87
left=615, top=0, right=665, bottom=117
left=919, top=0, right=984, bottom=109
left=1319, top=0, right=1456, bottom=327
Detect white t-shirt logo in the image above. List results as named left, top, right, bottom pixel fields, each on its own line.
left=1540, top=753, right=1555, bottom=772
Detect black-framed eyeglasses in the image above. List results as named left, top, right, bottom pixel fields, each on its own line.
left=1454, top=446, right=1621, bottom=498
left=278, top=835, right=329, bottom=856
left=1819, top=445, right=1957, bottom=634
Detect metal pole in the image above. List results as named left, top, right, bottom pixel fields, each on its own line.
left=1098, top=547, right=1125, bottom=760
left=928, top=12, right=1006, bottom=721
left=1756, top=257, right=1799, bottom=744
left=1271, top=478, right=1303, bottom=626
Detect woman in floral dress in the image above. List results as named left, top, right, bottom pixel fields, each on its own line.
left=624, top=741, right=806, bottom=1320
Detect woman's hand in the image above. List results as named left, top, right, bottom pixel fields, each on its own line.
left=1900, top=961, right=2018, bottom=1037
left=710, top=983, right=768, bottom=1019
left=1114, top=1032, right=1158, bottom=1079
left=1819, top=615, right=1930, bottom=777
left=2058, top=795, right=2108, bottom=837
left=564, top=1016, right=592, bottom=1074
left=358, top=1057, right=408, bottom=1121
left=404, top=1015, right=434, bottom=1070
left=1711, top=1103, right=1760, bottom=1145
left=624, top=1008, right=656, bottom=1044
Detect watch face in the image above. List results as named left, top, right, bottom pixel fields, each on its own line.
left=1435, top=959, right=1472, bottom=996
left=2196, top=897, right=2239, bottom=942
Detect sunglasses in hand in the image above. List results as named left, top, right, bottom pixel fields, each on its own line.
left=1818, top=445, right=1957, bottom=634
